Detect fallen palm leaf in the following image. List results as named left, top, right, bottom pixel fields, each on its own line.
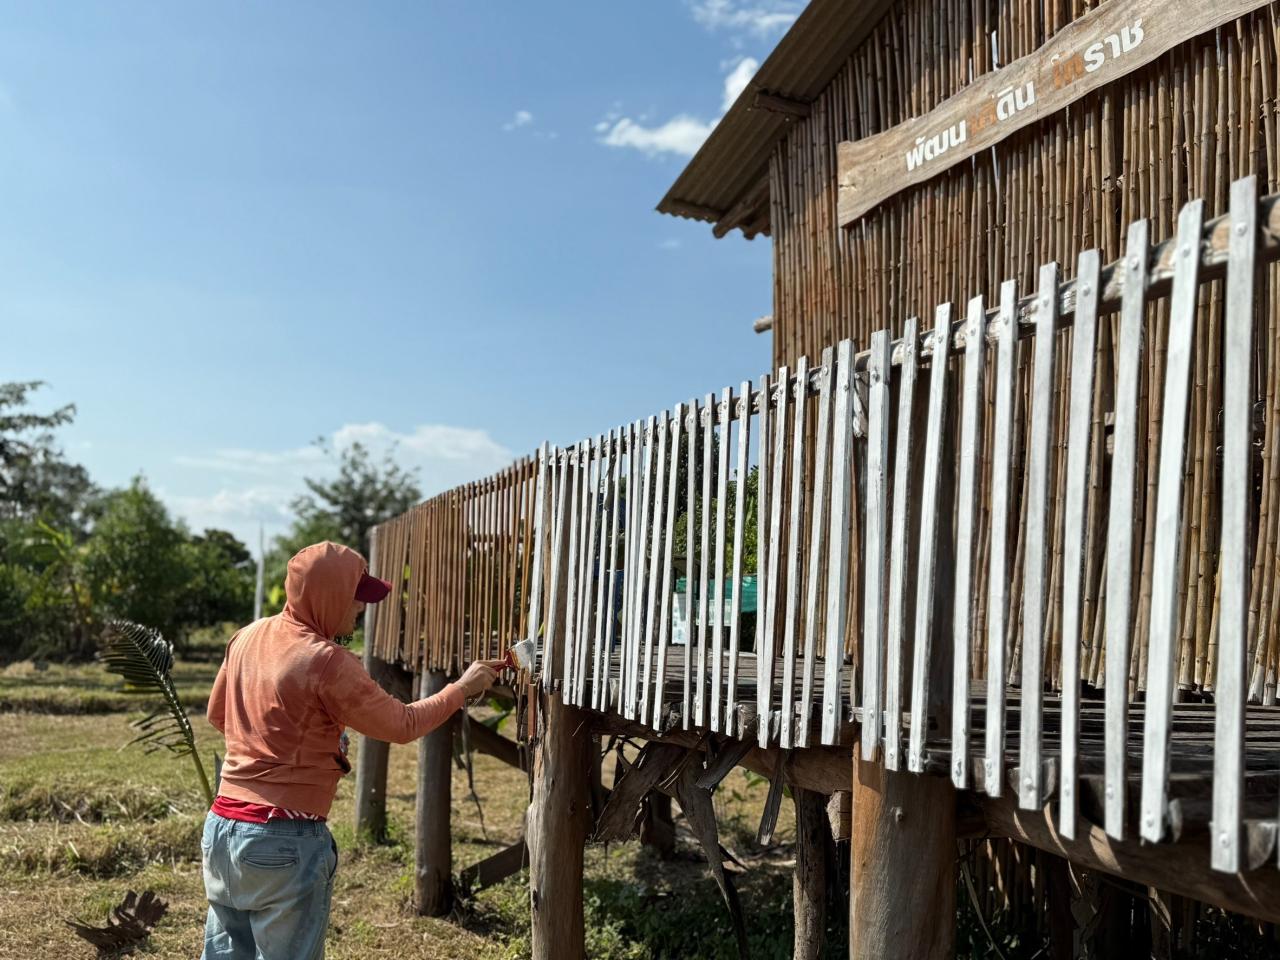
left=66, top=889, right=167, bottom=956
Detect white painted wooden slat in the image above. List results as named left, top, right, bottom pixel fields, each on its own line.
left=623, top=421, right=644, bottom=714
left=823, top=341, right=855, bottom=746
left=654, top=407, right=683, bottom=730
left=1214, top=176, right=1255, bottom=873
left=727, top=382, right=752, bottom=736
left=985, top=282, right=1018, bottom=797
left=526, top=443, right=549, bottom=670
left=627, top=418, right=656, bottom=721
left=1018, top=264, right=1058, bottom=807
left=1059, top=250, right=1100, bottom=838
left=761, top=371, right=788, bottom=747
left=544, top=448, right=569, bottom=684
left=1104, top=218, right=1150, bottom=840
left=617, top=425, right=637, bottom=705
left=885, top=320, right=918, bottom=772
left=562, top=445, right=582, bottom=695
left=908, top=305, right=953, bottom=773
left=696, top=393, right=714, bottom=728
left=683, top=401, right=698, bottom=729
left=800, top=348, right=834, bottom=748
left=641, top=410, right=670, bottom=725
left=861, top=334, right=891, bottom=760
left=780, top=357, right=809, bottom=749
left=712, top=387, right=732, bottom=733
left=754, top=375, right=771, bottom=741
left=576, top=438, right=601, bottom=706
left=597, top=430, right=622, bottom=711
left=1141, top=200, right=1204, bottom=842
left=951, top=297, right=986, bottom=788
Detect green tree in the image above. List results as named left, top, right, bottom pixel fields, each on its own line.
left=176, top=529, right=255, bottom=630
left=0, top=381, right=98, bottom=533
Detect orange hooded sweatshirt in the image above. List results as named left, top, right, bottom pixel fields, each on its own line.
left=207, top=541, right=464, bottom=818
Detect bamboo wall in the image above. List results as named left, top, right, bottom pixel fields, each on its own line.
left=369, top=457, right=537, bottom=673
left=769, top=1, right=1280, bottom=698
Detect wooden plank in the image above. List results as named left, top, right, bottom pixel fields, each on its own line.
left=1019, top=263, right=1059, bottom=808
left=592, top=432, right=615, bottom=710
left=950, top=297, right=986, bottom=787
left=621, top=422, right=641, bottom=711
left=543, top=449, right=568, bottom=683
left=836, top=0, right=1271, bottom=224
left=683, top=401, right=699, bottom=729
left=1141, top=200, right=1205, bottom=842
left=1059, top=249, right=1101, bottom=840
left=1104, top=217, right=1150, bottom=840
left=712, top=387, right=732, bottom=733
left=800, top=349, right=834, bottom=748
left=458, top=838, right=527, bottom=897
left=754, top=375, right=771, bottom=740
left=696, top=394, right=714, bottom=728
left=627, top=418, right=656, bottom=721
left=908, top=305, right=952, bottom=773
left=599, top=430, right=623, bottom=711
left=985, top=282, right=1018, bottom=796
left=641, top=411, right=669, bottom=724
left=781, top=356, right=809, bottom=749
left=727, top=382, right=752, bottom=736
left=1214, top=176, right=1256, bottom=873
left=576, top=437, right=603, bottom=707
left=561, top=445, right=582, bottom=697
left=885, top=321, right=918, bottom=771
left=823, top=340, right=856, bottom=746
left=653, top=406, right=683, bottom=729
left=525, top=445, right=549, bottom=668
left=761, top=371, right=787, bottom=747
left=860, top=334, right=891, bottom=760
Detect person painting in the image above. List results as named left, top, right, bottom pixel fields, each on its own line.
left=201, top=540, right=499, bottom=959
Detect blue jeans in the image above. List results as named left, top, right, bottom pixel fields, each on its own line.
left=201, top=812, right=338, bottom=960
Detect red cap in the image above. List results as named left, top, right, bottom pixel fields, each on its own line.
left=355, top=573, right=392, bottom=603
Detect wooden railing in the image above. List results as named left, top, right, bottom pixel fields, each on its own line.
left=374, top=175, right=1280, bottom=877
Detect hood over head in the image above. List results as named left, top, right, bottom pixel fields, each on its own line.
left=283, top=541, right=366, bottom=638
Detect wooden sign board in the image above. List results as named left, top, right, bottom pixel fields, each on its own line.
left=837, top=0, right=1270, bottom=226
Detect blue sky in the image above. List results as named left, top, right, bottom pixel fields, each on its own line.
left=1, top=1, right=795, bottom=550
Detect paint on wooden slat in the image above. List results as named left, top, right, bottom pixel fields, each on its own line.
left=627, top=418, right=656, bottom=721
left=544, top=449, right=569, bottom=683
left=654, top=407, right=683, bottom=729
left=577, top=437, right=603, bottom=707
left=1214, top=177, right=1255, bottom=873
left=622, top=422, right=643, bottom=713
left=1140, top=201, right=1204, bottom=841
left=754, top=376, right=771, bottom=741
left=727, top=383, right=752, bottom=736
left=1059, top=250, right=1101, bottom=839
left=526, top=444, right=549, bottom=671
left=823, top=341, right=856, bottom=746
left=951, top=298, right=986, bottom=787
left=908, top=305, right=952, bottom=773
left=562, top=445, right=583, bottom=698
left=683, top=402, right=698, bottom=729
left=861, top=334, right=891, bottom=760
left=595, top=431, right=619, bottom=711
left=641, top=411, right=669, bottom=724
left=696, top=394, right=715, bottom=728
left=1104, top=218, right=1150, bottom=840
left=800, top=349, right=834, bottom=748
left=712, top=388, right=732, bottom=733
left=781, top=357, right=809, bottom=749
left=1018, top=264, right=1058, bottom=807
left=761, top=371, right=787, bottom=747
left=985, top=282, right=1018, bottom=797
left=885, top=322, right=918, bottom=771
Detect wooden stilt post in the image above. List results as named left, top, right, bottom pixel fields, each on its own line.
left=528, top=688, right=590, bottom=960
left=793, top=786, right=828, bottom=960
left=415, top=668, right=455, bottom=917
left=850, top=742, right=956, bottom=959
left=355, top=527, right=391, bottom=843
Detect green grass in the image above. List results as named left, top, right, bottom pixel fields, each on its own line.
left=0, top=659, right=217, bottom=714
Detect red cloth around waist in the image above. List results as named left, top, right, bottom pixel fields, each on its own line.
left=211, top=795, right=326, bottom=823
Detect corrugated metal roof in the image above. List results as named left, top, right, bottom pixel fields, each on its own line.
left=656, top=0, right=895, bottom=236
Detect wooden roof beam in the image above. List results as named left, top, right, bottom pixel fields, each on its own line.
left=751, top=89, right=812, bottom=119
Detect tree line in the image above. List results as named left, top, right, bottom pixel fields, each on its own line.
left=0, top=381, right=420, bottom=661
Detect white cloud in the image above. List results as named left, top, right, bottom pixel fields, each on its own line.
left=691, top=0, right=799, bottom=37
left=721, top=56, right=759, bottom=111
left=168, top=421, right=514, bottom=551
left=502, top=109, right=534, bottom=131
left=658, top=238, right=683, bottom=250
left=597, top=56, right=759, bottom=159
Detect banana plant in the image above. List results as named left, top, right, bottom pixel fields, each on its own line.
left=99, top=619, right=214, bottom=807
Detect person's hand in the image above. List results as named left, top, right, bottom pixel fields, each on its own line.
left=457, top=660, right=500, bottom=698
